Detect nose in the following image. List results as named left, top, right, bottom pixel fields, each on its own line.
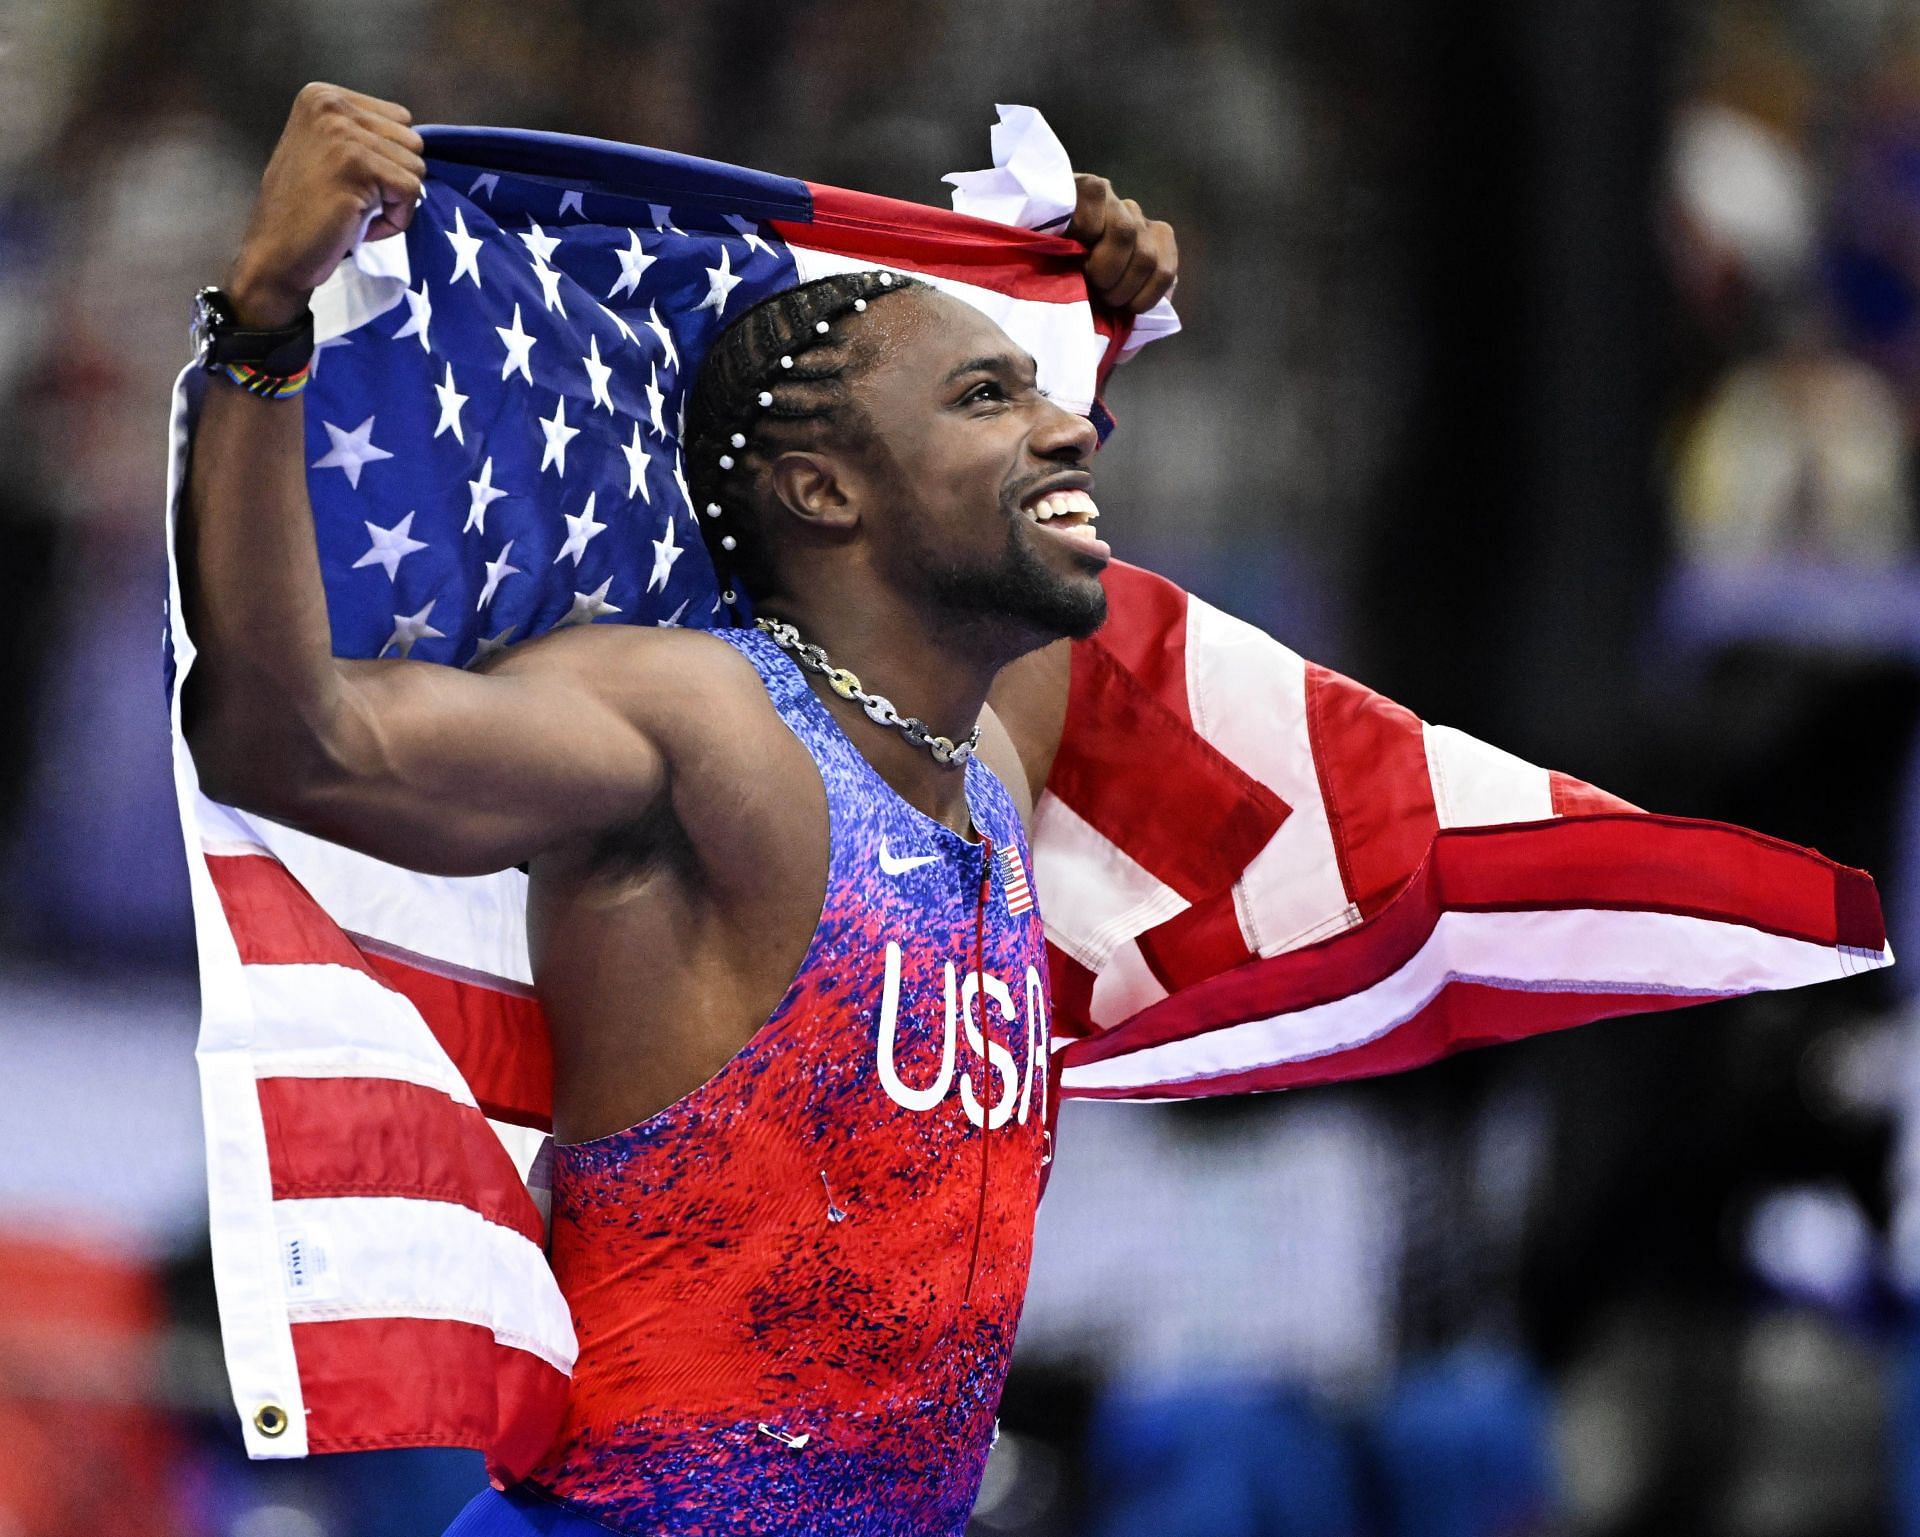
left=1031, top=395, right=1099, bottom=465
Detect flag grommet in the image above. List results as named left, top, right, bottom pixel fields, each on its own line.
left=253, top=1403, right=290, bottom=1437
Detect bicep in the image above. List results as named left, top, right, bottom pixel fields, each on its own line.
left=265, top=637, right=667, bottom=875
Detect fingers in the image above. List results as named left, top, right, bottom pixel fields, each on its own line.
left=1069, top=173, right=1180, bottom=314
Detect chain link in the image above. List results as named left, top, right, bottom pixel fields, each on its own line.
left=756, top=618, right=981, bottom=768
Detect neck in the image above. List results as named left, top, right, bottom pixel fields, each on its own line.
left=758, top=588, right=1011, bottom=836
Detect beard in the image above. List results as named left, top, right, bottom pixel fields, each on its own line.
left=917, top=514, right=1109, bottom=647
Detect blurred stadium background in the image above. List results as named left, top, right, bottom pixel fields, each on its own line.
left=5, top=0, right=1920, bottom=1532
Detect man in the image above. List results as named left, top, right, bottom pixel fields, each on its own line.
left=181, top=84, right=1177, bottom=1536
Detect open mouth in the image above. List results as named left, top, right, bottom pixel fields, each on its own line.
left=1018, top=485, right=1103, bottom=544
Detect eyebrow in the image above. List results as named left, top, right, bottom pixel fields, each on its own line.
left=943, top=351, right=1040, bottom=386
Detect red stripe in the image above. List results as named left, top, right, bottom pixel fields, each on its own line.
left=208, top=852, right=555, bottom=1132
left=1051, top=626, right=1289, bottom=904
left=1090, top=561, right=1193, bottom=727
left=1062, top=812, right=1885, bottom=1070
left=1549, top=770, right=1639, bottom=816
left=1045, top=941, right=1097, bottom=1041
left=1137, top=889, right=1258, bottom=993
left=257, top=1076, right=545, bottom=1246
left=1306, top=664, right=1438, bottom=918
left=360, top=948, right=553, bottom=1131
left=293, top=1315, right=567, bottom=1482
left=781, top=184, right=1090, bottom=302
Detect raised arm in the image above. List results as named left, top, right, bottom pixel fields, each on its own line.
left=179, top=84, right=668, bottom=876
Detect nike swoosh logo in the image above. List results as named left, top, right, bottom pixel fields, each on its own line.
left=879, top=839, right=939, bottom=877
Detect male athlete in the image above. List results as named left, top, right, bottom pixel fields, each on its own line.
left=182, top=85, right=1176, bottom=1535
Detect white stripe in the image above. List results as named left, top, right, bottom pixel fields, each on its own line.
left=1032, top=793, right=1187, bottom=973
left=1088, top=937, right=1171, bottom=1030
left=1184, top=597, right=1358, bottom=957
left=235, top=814, right=532, bottom=987
left=1423, top=723, right=1554, bottom=829
left=272, top=1196, right=577, bottom=1374
left=242, top=963, right=476, bottom=1106
left=786, top=245, right=1106, bottom=416
left=1061, top=906, right=1868, bottom=1094
left=167, top=366, right=309, bottom=1457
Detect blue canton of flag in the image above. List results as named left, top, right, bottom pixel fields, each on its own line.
left=304, top=132, right=817, bottom=667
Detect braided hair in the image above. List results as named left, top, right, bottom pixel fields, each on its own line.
left=684, top=269, right=929, bottom=604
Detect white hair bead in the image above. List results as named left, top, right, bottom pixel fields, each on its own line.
left=722, top=589, right=737, bottom=603
left=780, top=355, right=793, bottom=369
left=720, top=535, right=737, bottom=551
left=718, top=454, right=734, bottom=470
left=757, top=391, right=772, bottom=407
left=705, top=502, right=721, bottom=517
left=815, top=320, right=830, bottom=334
left=853, top=298, right=867, bottom=312
left=878, top=272, right=893, bottom=286
left=730, top=432, right=746, bottom=448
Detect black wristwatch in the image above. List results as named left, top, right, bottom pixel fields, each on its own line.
left=190, top=286, right=316, bottom=396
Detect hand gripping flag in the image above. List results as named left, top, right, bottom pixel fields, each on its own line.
left=163, top=112, right=1892, bottom=1478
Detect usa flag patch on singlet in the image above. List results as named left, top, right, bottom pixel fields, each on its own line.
left=998, top=843, right=1035, bottom=916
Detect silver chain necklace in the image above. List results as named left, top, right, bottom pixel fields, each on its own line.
left=756, top=617, right=982, bottom=768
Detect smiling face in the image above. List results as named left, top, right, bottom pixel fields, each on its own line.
left=822, top=288, right=1110, bottom=647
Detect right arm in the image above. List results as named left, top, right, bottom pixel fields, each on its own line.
left=181, top=84, right=667, bottom=876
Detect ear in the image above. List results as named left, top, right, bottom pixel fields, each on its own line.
left=767, top=450, right=860, bottom=534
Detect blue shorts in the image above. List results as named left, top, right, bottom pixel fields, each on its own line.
left=443, top=1484, right=622, bottom=1536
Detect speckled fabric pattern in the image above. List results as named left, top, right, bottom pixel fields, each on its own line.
left=521, top=629, right=1053, bottom=1536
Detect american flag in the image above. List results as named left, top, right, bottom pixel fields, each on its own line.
left=164, top=121, right=1892, bottom=1481
left=998, top=842, right=1036, bottom=917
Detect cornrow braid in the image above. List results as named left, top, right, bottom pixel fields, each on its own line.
left=684, top=269, right=927, bottom=606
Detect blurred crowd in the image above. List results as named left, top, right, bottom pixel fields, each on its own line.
left=8, top=0, right=1920, bottom=1533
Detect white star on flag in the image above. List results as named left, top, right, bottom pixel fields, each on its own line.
left=599, top=302, right=638, bottom=345
left=557, top=576, right=620, bottom=626
left=477, top=541, right=521, bottom=609
left=559, top=189, right=586, bottom=219
left=394, top=281, right=433, bottom=351
left=582, top=335, right=614, bottom=412
left=446, top=206, right=484, bottom=287
left=465, top=456, right=510, bottom=534
left=469, top=172, right=499, bottom=201
left=353, top=511, right=429, bottom=581
left=697, top=247, right=743, bottom=315
left=432, top=362, right=468, bottom=443
left=496, top=304, right=536, bottom=383
left=469, top=625, right=518, bottom=666
left=553, top=492, right=606, bottom=564
left=645, top=302, right=679, bottom=371
left=621, top=422, right=653, bottom=501
left=648, top=512, right=684, bottom=592
left=648, top=203, right=684, bottom=236
left=610, top=229, right=656, bottom=300
left=312, top=415, right=394, bottom=489
left=645, top=364, right=668, bottom=438
left=532, top=259, right=568, bottom=318
left=539, top=396, right=580, bottom=475
left=660, top=597, right=690, bottom=627
left=724, top=214, right=776, bottom=257
left=383, top=600, right=445, bottom=659
left=518, top=222, right=561, bottom=265
left=671, top=456, right=694, bottom=515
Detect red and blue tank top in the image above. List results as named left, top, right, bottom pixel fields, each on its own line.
left=523, top=627, right=1054, bottom=1535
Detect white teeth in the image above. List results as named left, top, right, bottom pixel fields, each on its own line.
left=1025, top=488, right=1100, bottom=523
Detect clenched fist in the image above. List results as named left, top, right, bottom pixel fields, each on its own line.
left=1066, top=173, right=1179, bottom=314
left=226, top=83, right=426, bottom=329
